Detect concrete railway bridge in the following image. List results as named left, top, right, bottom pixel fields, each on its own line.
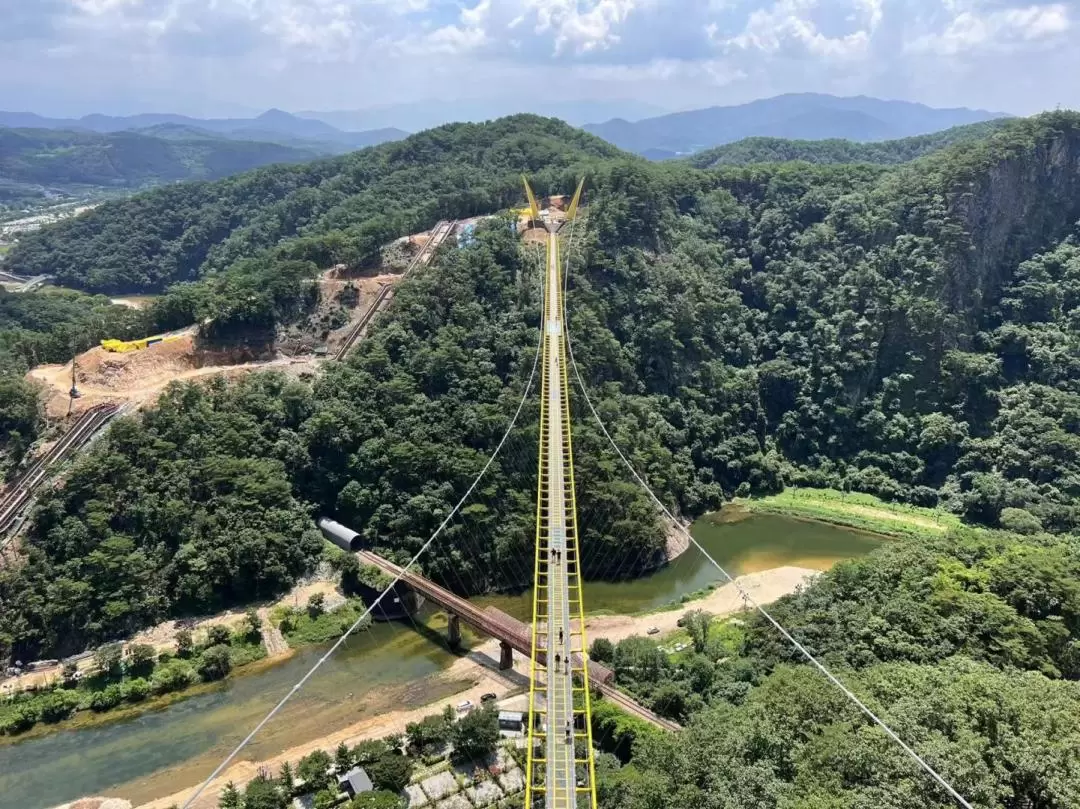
left=317, top=518, right=681, bottom=737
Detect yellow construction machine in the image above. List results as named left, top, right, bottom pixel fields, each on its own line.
left=100, top=333, right=183, bottom=353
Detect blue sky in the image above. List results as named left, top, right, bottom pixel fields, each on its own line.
left=0, top=0, right=1075, bottom=119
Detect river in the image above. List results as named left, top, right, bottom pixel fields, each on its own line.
left=0, top=513, right=882, bottom=809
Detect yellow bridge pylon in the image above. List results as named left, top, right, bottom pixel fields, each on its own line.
left=523, top=178, right=598, bottom=809
left=522, top=175, right=542, bottom=224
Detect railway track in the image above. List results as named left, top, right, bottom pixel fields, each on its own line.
left=334, top=220, right=457, bottom=361
left=594, top=680, right=681, bottom=732
left=0, top=404, right=120, bottom=539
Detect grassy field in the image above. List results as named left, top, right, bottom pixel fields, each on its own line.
left=742, top=487, right=962, bottom=539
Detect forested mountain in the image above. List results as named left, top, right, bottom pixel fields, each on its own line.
left=0, top=108, right=409, bottom=152
left=584, top=92, right=1008, bottom=158
left=5, top=115, right=623, bottom=297
left=0, top=127, right=321, bottom=188
left=596, top=527, right=1080, bottom=808
left=0, top=109, right=1078, bottom=704
left=688, top=119, right=1012, bottom=167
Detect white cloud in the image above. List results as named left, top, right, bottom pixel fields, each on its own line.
left=724, top=0, right=881, bottom=60
left=907, top=3, right=1070, bottom=55
left=0, top=0, right=1078, bottom=117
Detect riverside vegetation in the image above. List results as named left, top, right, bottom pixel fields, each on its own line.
left=0, top=111, right=1078, bottom=806
left=0, top=615, right=265, bottom=738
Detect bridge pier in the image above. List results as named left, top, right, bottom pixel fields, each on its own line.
left=499, top=641, right=513, bottom=670
left=447, top=613, right=461, bottom=648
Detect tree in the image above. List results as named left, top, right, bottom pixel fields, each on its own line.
left=126, top=643, right=157, bottom=675
left=307, top=592, right=326, bottom=618
left=366, top=752, right=413, bottom=793
left=241, top=773, right=284, bottom=809
left=218, top=782, right=241, bottom=809
left=150, top=658, right=196, bottom=695
left=352, top=739, right=389, bottom=765
left=612, top=637, right=667, bottom=684
left=450, top=706, right=500, bottom=764
left=336, top=741, right=354, bottom=772
left=93, top=643, right=123, bottom=678
left=61, top=660, right=79, bottom=686
left=298, top=749, right=333, bottom=791
left=590, top=638, right=615, bottom=664
left=39, top=689, right=80, bottom=722
left=176, top=629, right=194, bottom=658
left=207, top=624, right=232, bottom=647
left=244, top=609, right=263, bottom=640
left=1000, top=507, right=1043, bottom=535
left=406, top=712, right=451, bottom=754
left=278, top=762, right=295, bottom=795
left=198, top=644, right=232, bottom=681
left=682, top=610, right=713, bottom=655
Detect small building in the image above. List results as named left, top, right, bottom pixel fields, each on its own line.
left=339, top=766, right=374, bottom=799
left=292, top=794, right=317, bottom=809
left=498, top=710, right=525, bottom=733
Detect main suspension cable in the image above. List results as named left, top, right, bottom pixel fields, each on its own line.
left=558, top=213, right=975, bottom=809
left=181, top=264, right=545, bottom=809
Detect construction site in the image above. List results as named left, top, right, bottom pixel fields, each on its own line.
left=24, top=222, right=459, bottom=419
left=3, top=211, right=554, bottom=556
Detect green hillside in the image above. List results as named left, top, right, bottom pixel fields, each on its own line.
left=689, top=118, right=1013, bottom=167
left=0, top=126, right=321, bottom=188
left=0, top=111, right=1078, bottom=805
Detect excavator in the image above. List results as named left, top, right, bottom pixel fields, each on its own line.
left=100, top=333, right=184, bottom=353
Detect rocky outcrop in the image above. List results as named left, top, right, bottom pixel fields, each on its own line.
left=944, top=113, right=1080, bottom=322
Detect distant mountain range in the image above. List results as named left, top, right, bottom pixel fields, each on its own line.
left=687, top=120, right=1016, bottom=168
left=583, top=93, right=1012, bottom=159
left=0, top=108, right=407, bottom=155
left=0, top=94, right=1019, bottom=198
left=300, top=98, right=670, bottom=132
left=0, top=127, right=324, bottom=189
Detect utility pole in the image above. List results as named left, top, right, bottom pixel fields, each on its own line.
left=68, top=336, right=81, bottom=407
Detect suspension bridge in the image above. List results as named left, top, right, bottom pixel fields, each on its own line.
left=180, top=178, right=974, bottom=809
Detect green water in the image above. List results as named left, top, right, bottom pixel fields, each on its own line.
left=472, top=511, right=883, bottom=620
left=0, top=513, right=881, bottom=809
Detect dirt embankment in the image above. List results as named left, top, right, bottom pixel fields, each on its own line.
left=26, top=332, right=310, bottom=419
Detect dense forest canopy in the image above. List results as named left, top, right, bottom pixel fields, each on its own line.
left=688, top=119, right=1012, bottom=167
left=595, top=528, right=1080, bottom=809
left=0, top=127, right=321, bottom=189
left=0, top=112, right=1077, bottom=674
left=5, top=115, right=623, bottom=296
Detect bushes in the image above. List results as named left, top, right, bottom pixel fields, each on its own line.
left=150, top=658, right=197, bottom=695
left=89, top=683, right=123, bottom=712
left=38, top=689, right=80, bottom=722
left=122, top=677, right=150, bottom=702
left=197, top=644, right=233, bottom=681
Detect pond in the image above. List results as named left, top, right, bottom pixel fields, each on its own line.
left=0, top=512, right=883, bottom=809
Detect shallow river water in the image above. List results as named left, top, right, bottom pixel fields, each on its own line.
left=0, top=513, right=882, bottom=809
